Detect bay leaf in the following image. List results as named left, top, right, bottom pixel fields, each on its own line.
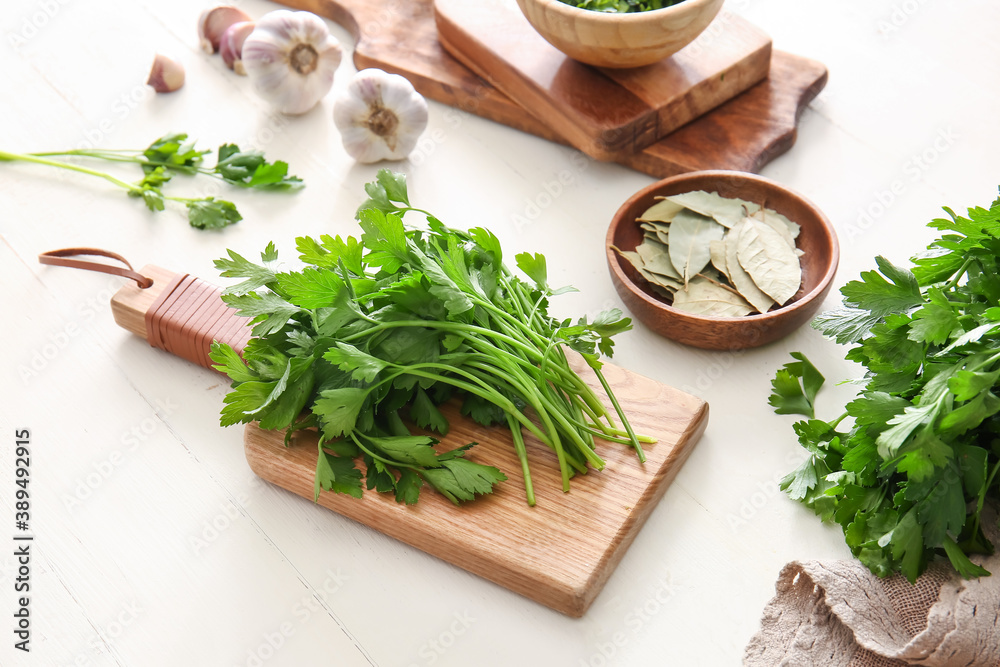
left=636, top=239, right=680, bottom=279
left=656, top=229, right=670, bottom=245
left=639, top=221, right=666, bottom=233
left=671, top=276, right=753, bottom=317
left=709, top=240, right=729, bottom=280
left=611, top=245, right=645, bottom=274
left=664, top=190, right=761, bottom=228
left=725, top=222, right=775, bottom=314
left=649, top=283, right=675, bottom=299
left=736, top=217, right=802, bottom=305
left=750, top=207, right=800, bottom=248
left=640, top=267, right=682, bottom=291
left=639, top=198, right=685, bottom=223
left=667, top=209, right=726, bottom=284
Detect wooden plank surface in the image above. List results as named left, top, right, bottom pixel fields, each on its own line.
left=111, top=268, right=709, bottom=616
left=276, top=0, right=826, bottom=177
left=434, top=0, right=772, bottom=160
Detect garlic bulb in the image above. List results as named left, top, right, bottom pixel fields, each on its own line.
left=333, top=69, right=429, bottom=163
left=242, top=10, right=342, bottom=115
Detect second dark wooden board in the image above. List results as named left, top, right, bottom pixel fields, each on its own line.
left=277, top=0, right=828, bottom=177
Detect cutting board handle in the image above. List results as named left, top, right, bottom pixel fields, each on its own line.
left=110, top=265, right=250, bottom=369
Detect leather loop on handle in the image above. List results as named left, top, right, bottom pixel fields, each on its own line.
left=38, top=248, right=153, bottom=289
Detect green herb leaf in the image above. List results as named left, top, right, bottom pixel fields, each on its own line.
left=186, top=197, right=242, bottom=230
left=313, top=387, right=368, bottom=439
left=315, top=449, right=364, bottom=501
left=840, top=256, right=922, bottom=317
left=422, top=458, right=508, bottom=505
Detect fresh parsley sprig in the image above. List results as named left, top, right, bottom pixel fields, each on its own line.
left=210, top=170, right=651, bottom=506
left=770, top=193, right=1000, bottom=582
left=0, top=133, right=303, bottom=230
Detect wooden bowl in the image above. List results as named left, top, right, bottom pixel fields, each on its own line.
left=606, top=171, right=839, bottom=350
left=514, top=0, right=725, bottom=69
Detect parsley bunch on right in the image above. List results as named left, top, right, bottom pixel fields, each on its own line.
left=771, top=193, right=1000, bottom=582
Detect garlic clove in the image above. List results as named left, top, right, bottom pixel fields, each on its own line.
left=242, top=10, right=342, bottom=115
left=147, top=54, right=185, bottom=93
left=220, top=20, right=255, bottom=75
left=333, top=69, right=429, bottom=163
left=198, top=5, right=252, bottom=54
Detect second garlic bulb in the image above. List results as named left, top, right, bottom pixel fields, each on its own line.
left=242, top=10, right=342, bottom=115
left=333, top=69, right=429, bottom=164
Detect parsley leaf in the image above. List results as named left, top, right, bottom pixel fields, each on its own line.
left=314, top=448, right=363, bottom=501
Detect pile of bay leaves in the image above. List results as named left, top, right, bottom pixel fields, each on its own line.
left=612, top=191, right=804, bottom=317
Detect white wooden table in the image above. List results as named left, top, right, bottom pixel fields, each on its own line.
left=1, top=0, right=998, bottom=664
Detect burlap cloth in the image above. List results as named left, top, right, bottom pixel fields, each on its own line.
left=744, top=511, right=1000, bottom=666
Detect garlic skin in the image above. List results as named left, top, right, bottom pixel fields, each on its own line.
left=198, top=5, right=251, bottom=54
left=242, top=10, right=342, bottom=115
left=147, top=54, right=185, bottom=93
left=333, top=69, right=429, bottom=163
left=220, top=21, right=255, bottom=75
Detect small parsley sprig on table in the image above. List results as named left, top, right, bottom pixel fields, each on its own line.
left=0, top=133, right=302, bottom=230
left=210, top=170, right=651, bottom=506
left=770, top=193, right=1000, bottom=582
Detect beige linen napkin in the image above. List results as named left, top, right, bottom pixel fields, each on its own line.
left=744, top=513, right=1000, bottom=666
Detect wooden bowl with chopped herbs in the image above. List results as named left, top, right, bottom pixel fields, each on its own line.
left=606, top=171, right=839, bottom=350
left=515, top=0, right=724, bottom=68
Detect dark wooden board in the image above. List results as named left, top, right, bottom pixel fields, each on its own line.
left=276, top=0, right=827, bottom=177
left=434, top=0, right=772, bottom=160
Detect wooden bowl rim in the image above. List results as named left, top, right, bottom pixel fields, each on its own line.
left=520, top=0, right=722, bottom=24
left=605, top=170, right=840, bottom=324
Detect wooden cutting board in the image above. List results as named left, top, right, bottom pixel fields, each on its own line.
left=110, top=267, right=709, bottom=616
left=434, top=0, right=772, bottom=160
left=275, top=0, right=828, bottom=177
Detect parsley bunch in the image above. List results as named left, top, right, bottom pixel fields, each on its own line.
left=770, top=193, right=1000, bottom=581
left=0, top=133, right=302, bottom=229
left=210, top=170, right=649, bottom=506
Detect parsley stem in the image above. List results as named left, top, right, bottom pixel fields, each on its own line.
left=506, top=415, right=536, bottom=506
left=375, top=362, right=565, bottom=463
left=0, top=150, right=139, bottom=193
left=464, top=359, right=606, bottom=471
left=591, top=363, right=645, bottom=462
left=944, top=257, right=975, bottom=290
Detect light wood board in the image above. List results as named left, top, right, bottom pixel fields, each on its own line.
left=434, top=0, right=772, bottom=160
left=275, top=0, right=827, bottom=177
left=111, top=267, right=709, bottom=616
